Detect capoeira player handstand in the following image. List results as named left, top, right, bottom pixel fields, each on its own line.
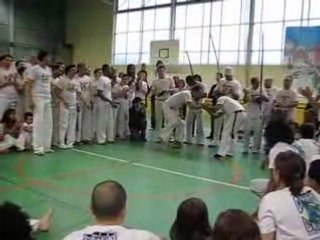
left=203, top=95, right=247, bottom=159
left=160, top=85, right=205, bottom=148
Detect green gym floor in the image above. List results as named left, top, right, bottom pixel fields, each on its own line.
left=0, top=139, right=268, bottom=240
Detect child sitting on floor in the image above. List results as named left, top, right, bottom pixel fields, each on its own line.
left=17, top=112, right=33, bottom=151
left=0, top=109, right=19, bottom=153
left=129, top=97, right=147, bottom=141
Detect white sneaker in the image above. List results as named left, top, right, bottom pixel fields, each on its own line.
left=45, top=149, right=55, bottom=153
left=34, top=150, right=45, bottom=156
left=58, top=144, right=68, bottom=149
left=66, top=144, right=73, bottom=149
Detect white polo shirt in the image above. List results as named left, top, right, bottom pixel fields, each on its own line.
left=217, top=78, right=242, bottom=98
left=165, top=90, right=192, bottom=109
left=0, top=67, right=17, bottom=100
left=76, top=75, right=92, bottom=104
left=55, top=76, right=81, bottom=106
left=29, top=65, right=52, bottom=100
left=216, top=96, right=244, bottom=116
left=259, top=187, right=320, bottom=240
left=63, top=225, right=160, bottom=240
left=151, top=77, right=175, bottom=101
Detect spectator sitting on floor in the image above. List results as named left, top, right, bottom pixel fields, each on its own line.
left=170, top=198, right=212, bottom=240
left=63, top=180, right=161, bottom=240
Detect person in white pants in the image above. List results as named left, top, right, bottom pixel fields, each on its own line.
left=161, top=86, right=205, bottom=148
left=16, top=112, right=33, bottom=151
left=0, top=54, right=19, bottom=120
left=262, top=77, right=278, bottom=127
left=96, top=68, right=114, bottom=144
left=27, top=51, right=53, bottom=155
left=185, top=98, right=204, bottom=145
left=55, top=65, right=80, bottom=149
left=149, top=65, right=175, bottom=142
left=91, top=68, right=102, bottom=140
left=204, top=96, right=247, bottom=159
left=243, top=77, right=268, bottom=154
left=74, top=63, right=91, bottom=143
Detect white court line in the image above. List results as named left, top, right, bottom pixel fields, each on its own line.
left=72, top=148, right=250, bottom=191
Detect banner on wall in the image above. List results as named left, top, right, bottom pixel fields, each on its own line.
left=284, top=26, right=320, bottom=91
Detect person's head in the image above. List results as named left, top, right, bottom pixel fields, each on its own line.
left=86, top=66, right=92, bottom=76
left=77, top=63, right=87, bottom=76
left=0, top=54, right=13, bottom=69
left=307, top=159, right=320, bottom=193
left=102, top=64, right=110, bottom=76
left=121, top=74, right=130, bottom=85
left=193, top=74, right=202, bottom=83
left=29, top=55, right=38, bottom=66
left=170, top=198, right=211, bottom=240
left=191, top=85, right=204, bottom=101
left=127, top=64, right=136, bottom=77
left=91, top=180, right=127, bottom=223
left=132, top=97, right=144, bottom=111
left=137, top=70, right=147, bottom=82
left=51, top=64, right=61, bottom=78
left=283, top=76, right=293, bottom=90
left=37, top=50, right=50, bottom=65
left=264, top=118, right=295, bottom=149
left=299, top=123, right=315, bottom=139
left=224, top=67, right=233, bottom=81
left=0, top=202, right=33, bottom=240
left=177, top=79, right=186, bottom=90
left=216, top=72, right=223, bottom=82
left=212, top=209, right=261, bottom=240
left=157, top=64, right=166, bottom=78
left=173, top=75, right=180, bottom=85
left=118, top=72, right=125, bottom=79
left=273, top=151, right=306, bottom=196
left=94, top=68, right=102, bottom=80
left=250, top=77, right=259, bottom=90
left=186, top=75, right=196, bottom=87
left=264, top=77, right=273, bottom=88
left=17, top=66, right=26, bottom=77
left=24, top=112, right=33, bottom=125
left=15, top=60, right=24, bottom=69
left=140, top=63, right=147, bottom=71
left=65, top=64, right=77, bottom=78
left=156, top=60, right=163, bottom=67
left=1, top=109, right=16, bottom=124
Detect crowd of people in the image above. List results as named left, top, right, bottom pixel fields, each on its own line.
left=2, top=50, right=320, bottom=239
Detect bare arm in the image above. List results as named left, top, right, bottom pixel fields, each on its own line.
left=261, top=233, right=275, bottom=240
left=97, top=90, right=113, bottom=105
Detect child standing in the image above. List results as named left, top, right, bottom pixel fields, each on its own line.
left=16, top=112, right=33, bottom=151
left=129, top=97, right=147, bottom=141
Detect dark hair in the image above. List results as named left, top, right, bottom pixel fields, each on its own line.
left=136, top=70, right=148, bottom=91
left=51, top=64, right=60, bottom=72
left=37, top=50, right=49, bottom=61
left=0, top=202, right=33, bottom=240
left=17, top=66, right=26, bottom=76
left=65, top=64, right=76, bottom=75
left=193, top=74, right=202, bottom=82
left=216, top=72, right=223, bottom=78
left=250, top=77, right=259, bottom=84
left=102, top=64, right=110, bottom=71
left=132, top=97, right=143, bottom=105
left=127, top=64, right=136, bottom=73
left=212, top=209, right=261, bottom=240
left=275, top=151, right=306, bottom=196
left=156, top=60, right=163, bottom=67
left=186, top=75, right=195, bottom=86
left=1, top=108, right=16, bottom=126
left=191, top=85, right=203, bottom=93
left=0, top=54, right=13, bottom=61
left=157, top=64, right=166, bottom=71
left=264, top=118, right=294, bottom=154
left=94, top=68, right=102, bottom=75
left=170, top=198, right=212, bottom=240
left=299, top=123, right=315, bottom=139
left=24, top=112, right=33, bottom=120
left=15, top=60, right=23, bottom=68
left=308, top=160, right=320, bottom=184
left=91, top=180, right=127, bottom=219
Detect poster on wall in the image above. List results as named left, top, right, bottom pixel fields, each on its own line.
left=284, top=26, right=320, bottom=92
left=150, top=40, right=179, bottom=66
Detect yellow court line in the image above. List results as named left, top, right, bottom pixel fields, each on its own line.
left=72, top=148, right=250, bottom=191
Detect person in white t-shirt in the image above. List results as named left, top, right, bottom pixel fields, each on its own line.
left=134, top=70, right=148, bottom=102
left=27, top=51, right=53, bottom=155
left=274, top=77, right=298, bottom=122
left=55, top=65, right=81, bottom=149
left=203, top=96, right=246, bottom=159
left=149, top=65, right=176, bottom=142
left=0, top=54, right=19, bottom=120
left=91, top=68, right=102, bottom=139
left=161, top=86, right=205, bottom=148
left=263, top=78, right=278, bottom=127
left=258, top=151, right=320, bottom=240
left=96, top=66, right=115, bottom=144
left=75, top=63, right=92, bottom=143
left=243, top=77, right=269, bottom=153
left=63, top=180, right=161, bottom=240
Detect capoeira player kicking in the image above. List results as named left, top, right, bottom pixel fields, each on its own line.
left=203, top=95, right=247, bottom=159
left=160, top=85, right=205, bottom=148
